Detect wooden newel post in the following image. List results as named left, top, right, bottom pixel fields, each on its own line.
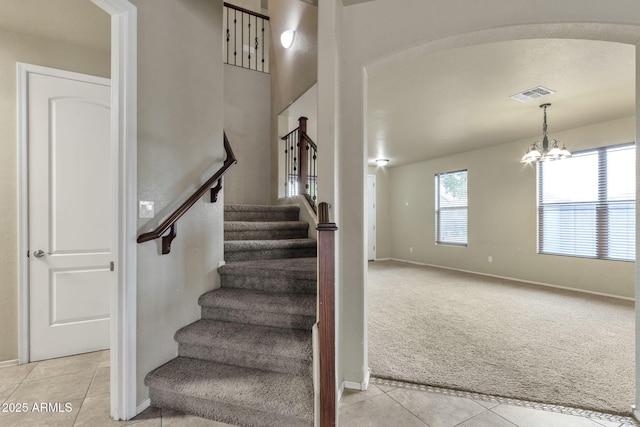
left=298, top=116, right=308, bottom=196
left=317, top=202, right=337, bottom=427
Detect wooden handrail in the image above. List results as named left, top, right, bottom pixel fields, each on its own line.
left=301, top=132, right=317, bottom=151
left=317, top=202, right=337, bottom=427
left=137, top=133, right=237, bottom=254
left=224, top=2, right=270, bottom=21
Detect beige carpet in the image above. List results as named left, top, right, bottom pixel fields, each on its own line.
left=368, top=260, right=635, bottom=415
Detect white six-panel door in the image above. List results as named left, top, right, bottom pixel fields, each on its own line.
left=27, top=67, right=112, bottom=362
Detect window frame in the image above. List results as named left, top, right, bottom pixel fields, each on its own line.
left=435, top=169, right=468, bottom=247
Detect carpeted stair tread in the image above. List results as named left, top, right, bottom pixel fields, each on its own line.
left=224, top=204, right=300, bottom=222
left=220, top=257, right=317, bottom=279
left=224, top=221, right=308, bottom=240
left=176, top=319, right=312, bottom=359
left=224, top=238, right=317, bottom=261
left=225, top=220, right=308, bottom=231
left=225, top=238, right=316, bottom=251
left=175, top=319, right=312, bottom=374
left=200, top=288, right=315, bottom=330
left=145, top=357, right=313, bottom=426
left=225, top=204, right=299, bottom=213
left=219, top=258, right=317, bottom=294
left=199, top=288, right=315, bottom=316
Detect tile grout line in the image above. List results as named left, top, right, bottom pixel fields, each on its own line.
left=451, top=407, right=518, bottom=427
left=380, top=390, right=431, bottom=427
left=72, top=357, right=103, bottom=427
left=2, top=360, right=39, bottom=405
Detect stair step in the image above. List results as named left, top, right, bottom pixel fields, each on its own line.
left=145, top=357, right=313, bottom=427
left=219, top=258, right=317, bottom=294
left=175, top=319, right=312, bottom=375
left=224, top=204, right=300, bottom=222
left=199, top=288, right=316, bottom=330
left=224, top=238, right=316, bottom=262
left=224, top=220, right=309, bottom=241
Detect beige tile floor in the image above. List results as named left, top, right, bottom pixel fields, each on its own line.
left=0, top=351, right=637, bottom=426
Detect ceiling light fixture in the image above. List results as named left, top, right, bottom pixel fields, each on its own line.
left=375, top=158, right=389, bottom=167
left=280, top=30, right=296, bottom=49
left=520, top=103, right=571, bottom=163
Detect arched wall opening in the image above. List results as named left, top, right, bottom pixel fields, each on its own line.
left=341, top=21, right=640, bottom=415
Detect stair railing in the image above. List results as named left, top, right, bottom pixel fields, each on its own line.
left=223, top=2, right=270, bottom=73
left=137, top=133, right=237, bottom=254
left=317, top=202, right=337, bottom=426
left=281, top=116, right=318, bottom=212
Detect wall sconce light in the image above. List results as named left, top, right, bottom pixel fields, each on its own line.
left=375, top=159, right=389, bottom=167
left=280, top=30, right=296, bottom=49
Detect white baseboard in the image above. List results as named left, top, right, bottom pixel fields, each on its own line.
left=0, top=359, right=19, bottom=369
left=388, top=258, right=634, bottom=302
left=136, top=398, right=150, bottom=415
left=339, top=369, right=371, bottom=402
left=632, top=405, right=639, bottom=421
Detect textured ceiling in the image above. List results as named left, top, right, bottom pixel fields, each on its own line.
left=0, top=0, right=110, bottom=51
left=367, top=38, right=636, bottom=167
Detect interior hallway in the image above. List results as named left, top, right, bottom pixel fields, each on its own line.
left=0, top=351, right=638, bottom=426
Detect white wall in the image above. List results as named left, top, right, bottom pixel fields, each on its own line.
left=318, top=0, right=640, bottom=398
left=0, top=28, right=109, bottom=363
left=224, top=64, right=271, bottom=205
left=132, top=0, right=224, bottom=404
left=284, top=83, right=318, bottom=142
left=387, top=117, right=635, bottom=298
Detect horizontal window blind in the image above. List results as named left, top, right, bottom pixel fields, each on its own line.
left=436, top=170, right=468, bottom=246
left=538, top=143, right=635, bottom=261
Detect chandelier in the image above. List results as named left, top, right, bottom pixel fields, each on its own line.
left=520, top=103, right=571, bottom=163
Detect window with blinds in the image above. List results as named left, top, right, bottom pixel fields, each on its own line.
left=436, top=170, right=468, bottom=246
left=538, top=143, right=635, bottom=261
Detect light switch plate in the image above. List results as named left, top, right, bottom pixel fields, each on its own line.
left=139, top=201, right=154, bottom=219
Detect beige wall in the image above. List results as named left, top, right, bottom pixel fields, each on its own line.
left=0, top=28, right=109, bottom=363
left=318, top=0, right=640, bottom=392
left=269, top=0, right=317, bottom=115
left=223, top=64, right=271, bottom=205
left=132, top=0, right=224, bottom=403
left=283, top=83, right=318, bottom=142
left=386, top=117, right=635, bottom=298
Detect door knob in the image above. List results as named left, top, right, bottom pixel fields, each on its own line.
left=33, top=250, right=46, bottom=258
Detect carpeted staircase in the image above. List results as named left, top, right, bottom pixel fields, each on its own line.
left=145, top=204, right=317, bottom=426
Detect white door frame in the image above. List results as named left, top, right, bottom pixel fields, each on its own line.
left=16, top=0, right=137, bottom=420
left=367, top=174, right=376, bottom=261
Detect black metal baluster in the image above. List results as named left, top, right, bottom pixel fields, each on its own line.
left=226, top=7, right=230, bottom=64
left=233, top=10, right=237, bottom=66
left=261, top=18, right=265, bottom=72
left=254, top=16, right=259, bottom=71
left=284, top=137, right=288, bottom=196
left=247, top=15, right=252, bottom=68
left=293, top=133, right=298, bottom=196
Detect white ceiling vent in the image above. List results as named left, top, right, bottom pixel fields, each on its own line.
left=510, top=86, right=555, bottom=103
